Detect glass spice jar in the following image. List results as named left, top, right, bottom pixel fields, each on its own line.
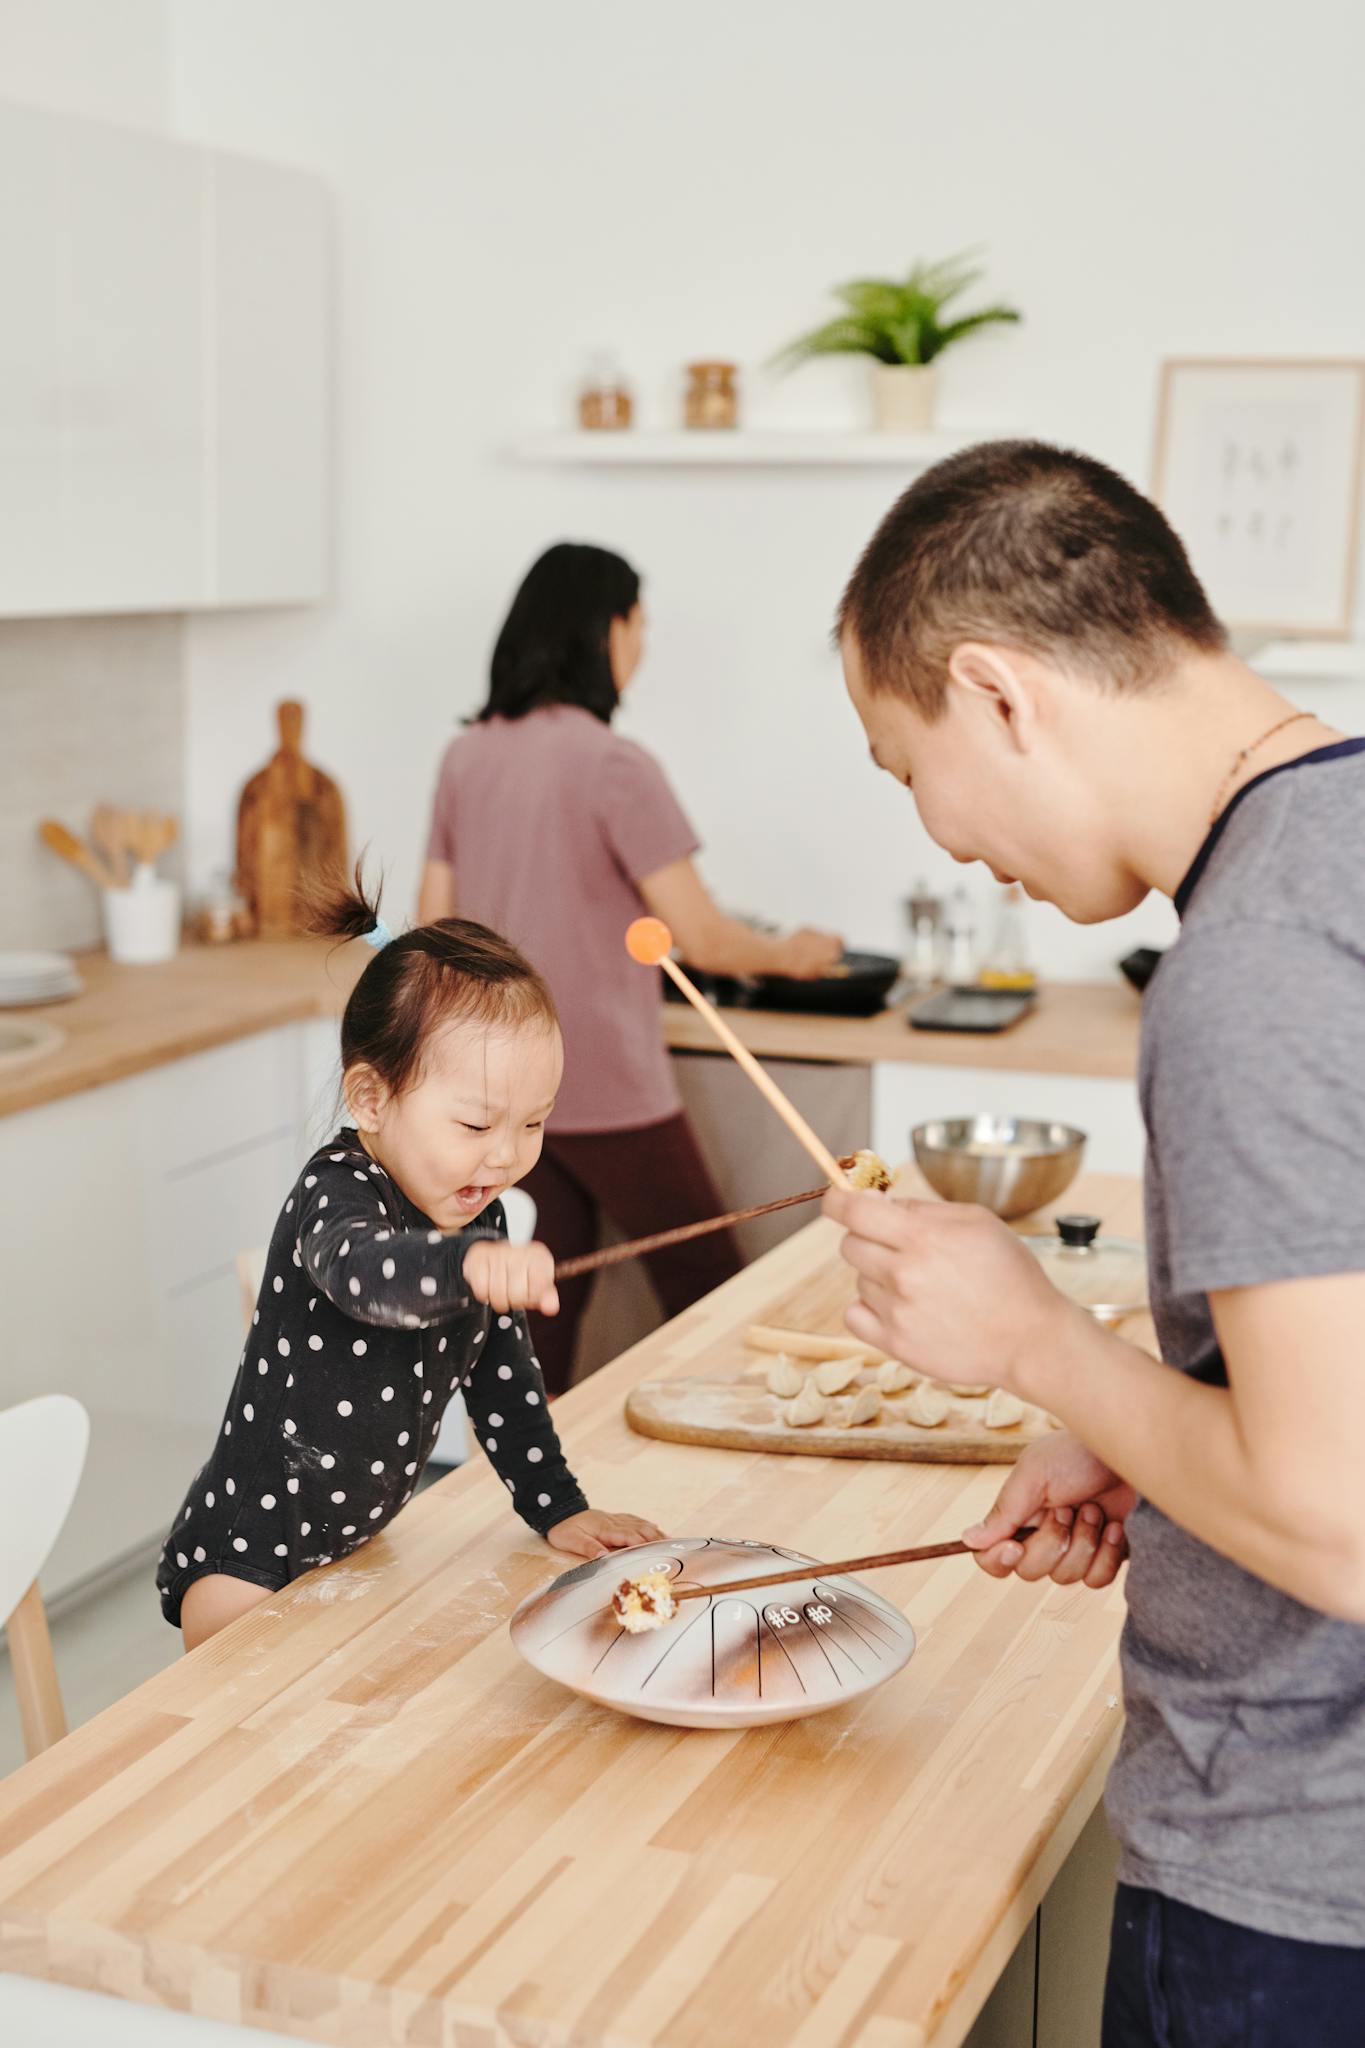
left=578, top=356, right=634, bottom=431
left=684, top=360, right=739, bottom=430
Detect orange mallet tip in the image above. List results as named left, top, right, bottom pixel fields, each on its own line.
left=625, top=916, right=673, bottom=966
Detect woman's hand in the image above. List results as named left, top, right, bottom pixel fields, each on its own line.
left=776, top=927, right=845, bottom=979
left=823, top=1187, right=1087, bottom=1397
left=463, top=1237, right=559, bottom=1316
left=547, top=1509, right=666, bottom=1560
left=962, top=1433, right=1135, bottom=1587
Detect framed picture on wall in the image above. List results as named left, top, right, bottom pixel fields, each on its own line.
left=1153, top=358, right=1365, bottom=637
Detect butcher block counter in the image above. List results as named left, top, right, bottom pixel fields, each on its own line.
left=0, top=937, right=1140, bottom=1118
left=0, top=1171, right=1142, bottom=2048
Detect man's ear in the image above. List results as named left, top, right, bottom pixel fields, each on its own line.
left=344, top=1063, right=389, bottom=1133
left=945, top=641, right=1040, bottom=752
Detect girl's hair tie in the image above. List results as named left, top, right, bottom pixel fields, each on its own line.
left=363, top=916, right=394, bottom=952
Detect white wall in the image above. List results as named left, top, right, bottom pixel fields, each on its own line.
left=169, top=0, right=1365, bottom=974
left=0, top=0, right=167, bottom=127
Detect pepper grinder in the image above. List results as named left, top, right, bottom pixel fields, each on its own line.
left=944, top=886, right=978, bottom=985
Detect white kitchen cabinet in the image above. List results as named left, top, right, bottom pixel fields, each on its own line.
left=872, top=1060, right=1146, bottom=1180
left=0, top=1025, right=317, bottom=1598
left=0, top=99, right=329, bottom=618
left=0, top=106, right=65, bottom=614
left=207, top=150, right=329, bottom=605
left=61, top=115, right=207, bottom=611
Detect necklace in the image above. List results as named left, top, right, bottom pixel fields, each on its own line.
left=1209, top=711, right=1317, bottom=823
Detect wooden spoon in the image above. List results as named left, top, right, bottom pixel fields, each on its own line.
left=39, top=819, right=119, bottom=890
left=90, top=806, right=131, bottom=886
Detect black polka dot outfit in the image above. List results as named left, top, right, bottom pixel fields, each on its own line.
left=157, top=1128, right=588, bottom=1626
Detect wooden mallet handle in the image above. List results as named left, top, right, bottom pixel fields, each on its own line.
left=672, top=1529, right=1040, bottom=1602
left=625, top=918, right=851, bottom=1190
left=554, top=1162, right=863, bottom=1281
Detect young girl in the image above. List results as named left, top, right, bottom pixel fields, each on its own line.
left=157, top=877, right=662, bottom=1650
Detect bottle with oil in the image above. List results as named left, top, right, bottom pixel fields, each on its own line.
left=979, top=882, right=1037, bottom=991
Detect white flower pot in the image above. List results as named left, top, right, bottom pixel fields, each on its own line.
left=870, top=361, right=938, bottom=432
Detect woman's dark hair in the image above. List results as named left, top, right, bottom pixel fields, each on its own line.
left=475, top=541, right=640, bottom=724
left=307, top=861, right=558, bottom=1097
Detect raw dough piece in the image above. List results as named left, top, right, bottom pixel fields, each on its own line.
left=814, top=1358, right=861, bottom=1395
left=610, top=1569, right=679, bottom=1633
left=984, top=1388, right=1026, bottom=1430
left=746, top=1325, right=881, bottom=1363
left=903, top=1382, right=951, bottom=1428
left=877, top=1360, right=917, bottom=1394
left=784, top=1381, right=828, bottom=1427
left=843, top=1385, right=882, bottom=1427
left=847, top=1149, right=893, bottom=1192
left=766, top=1354, right=806, bottom=1398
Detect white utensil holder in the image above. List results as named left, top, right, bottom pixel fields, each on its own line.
left=102, top=869, right=181, bottom=964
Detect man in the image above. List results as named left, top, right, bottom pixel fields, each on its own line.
left=825, top=440, right=1365, bottom=2045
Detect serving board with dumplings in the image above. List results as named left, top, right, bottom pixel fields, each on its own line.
left=626, top=1252, right=1059, bottom=1463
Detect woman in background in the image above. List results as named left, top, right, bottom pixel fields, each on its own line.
left=419, top=542, right=841, bottom=1393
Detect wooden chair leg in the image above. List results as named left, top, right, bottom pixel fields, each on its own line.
left=7, top=1578, right=67, bottom=1758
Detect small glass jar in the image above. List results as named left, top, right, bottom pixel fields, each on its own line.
left=684, top=360, right=739, bottom=430
left=578, top=356, right=634, bottom=432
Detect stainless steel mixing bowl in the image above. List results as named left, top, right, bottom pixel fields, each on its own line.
left=911, top=1116, right=1087, bottom=1221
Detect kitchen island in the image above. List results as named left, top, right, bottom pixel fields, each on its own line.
left=0, top=1169, right=1141, bottom=2048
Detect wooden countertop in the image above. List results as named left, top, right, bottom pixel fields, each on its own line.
left=0, top=1170, right=1139, bottom=2047
left=1, top=940, right=1140, bottom=1119
left=663, top=978, right=1140, bottom=1078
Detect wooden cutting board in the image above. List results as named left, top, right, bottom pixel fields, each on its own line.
left=235, top=700, right=348, bottom=939
left=625, top=1238, right=1057, bottom=1463
left=625, top=1375, right=1055, bottom=1463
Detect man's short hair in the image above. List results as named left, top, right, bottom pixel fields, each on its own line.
left=837, top=438, right=1226, bottom=717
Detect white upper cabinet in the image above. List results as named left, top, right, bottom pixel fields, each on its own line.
left=62, top=116, right=208, bottom=611
left=0, top=107, right=66, bottom=615
left=0, top=101, right=329, bottom=618
left=208, top=151, right=329, bottom=607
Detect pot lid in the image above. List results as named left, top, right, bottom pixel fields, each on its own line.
left=1019, top=1213, right=1149, bottom=1320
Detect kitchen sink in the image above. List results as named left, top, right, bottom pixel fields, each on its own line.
left=0, top=1016, right=64, bottom=1071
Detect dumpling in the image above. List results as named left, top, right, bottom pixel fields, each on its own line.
left=903, top=1383, right=951, bottom=1428
left=843, top=1386, right=882, bottom=1427
left=984, top=1388, right=1026, bottom=1430
left=943, top=1381, right=992, bottom=1397
left=784, top=1380, right=828, bottom=1428
left=766, top=1354, right=805, bottom=1398
left=814, top=1358, right=862, bottom=1395
left=877, top=1360, right=917, bottom=1394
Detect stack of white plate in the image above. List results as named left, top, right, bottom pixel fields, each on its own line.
left=0, top=951, right=83, bottom=1007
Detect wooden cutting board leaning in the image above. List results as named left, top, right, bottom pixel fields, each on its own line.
left=235, top=700, right=348, bottom=938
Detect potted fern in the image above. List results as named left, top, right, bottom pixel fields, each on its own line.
left=773, top=251, right=1020, bottom=431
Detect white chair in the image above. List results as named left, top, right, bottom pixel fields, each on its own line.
left=0, top=1395, right=89, bottom=1759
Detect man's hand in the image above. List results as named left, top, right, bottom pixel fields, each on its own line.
left=963, top=1432, right=1135, bottom=1587
left=823, top=1187, right=1083, bottom=1396
left=547, top=1509, right=665, bottom=1560
left=463, top=1237, right=559, bottom=1316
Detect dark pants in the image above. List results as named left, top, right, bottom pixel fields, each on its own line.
left=1103, top=1884, right=1365, bottom=2048
left=522, top=1112, right=742, bottom=1396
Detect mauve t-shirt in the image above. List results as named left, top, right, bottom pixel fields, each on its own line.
left=425, top=704, right=700, bottom=1132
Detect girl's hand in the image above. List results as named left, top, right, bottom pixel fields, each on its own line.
left=463, top=1237, right=559, bottom=1316
left=962, top=1432, right=1135, bottom=1588
left=822, top=1187, right=1081, bottom=1396
left=547, top=1509, right=665, bottom=1560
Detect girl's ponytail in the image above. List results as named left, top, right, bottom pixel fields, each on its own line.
left=303, top=857, right=388, bottom=948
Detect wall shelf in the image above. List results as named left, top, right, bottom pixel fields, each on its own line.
left=1248, top=639, right=1365, bottom=685
left=509, top=428, right=1007, bottom=470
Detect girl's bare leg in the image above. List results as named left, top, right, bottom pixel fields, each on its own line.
left=181, top=1573, right=273, bottom=1651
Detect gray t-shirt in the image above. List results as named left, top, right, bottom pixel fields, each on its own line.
left=1106, top=738, right=1365, bottom=1944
